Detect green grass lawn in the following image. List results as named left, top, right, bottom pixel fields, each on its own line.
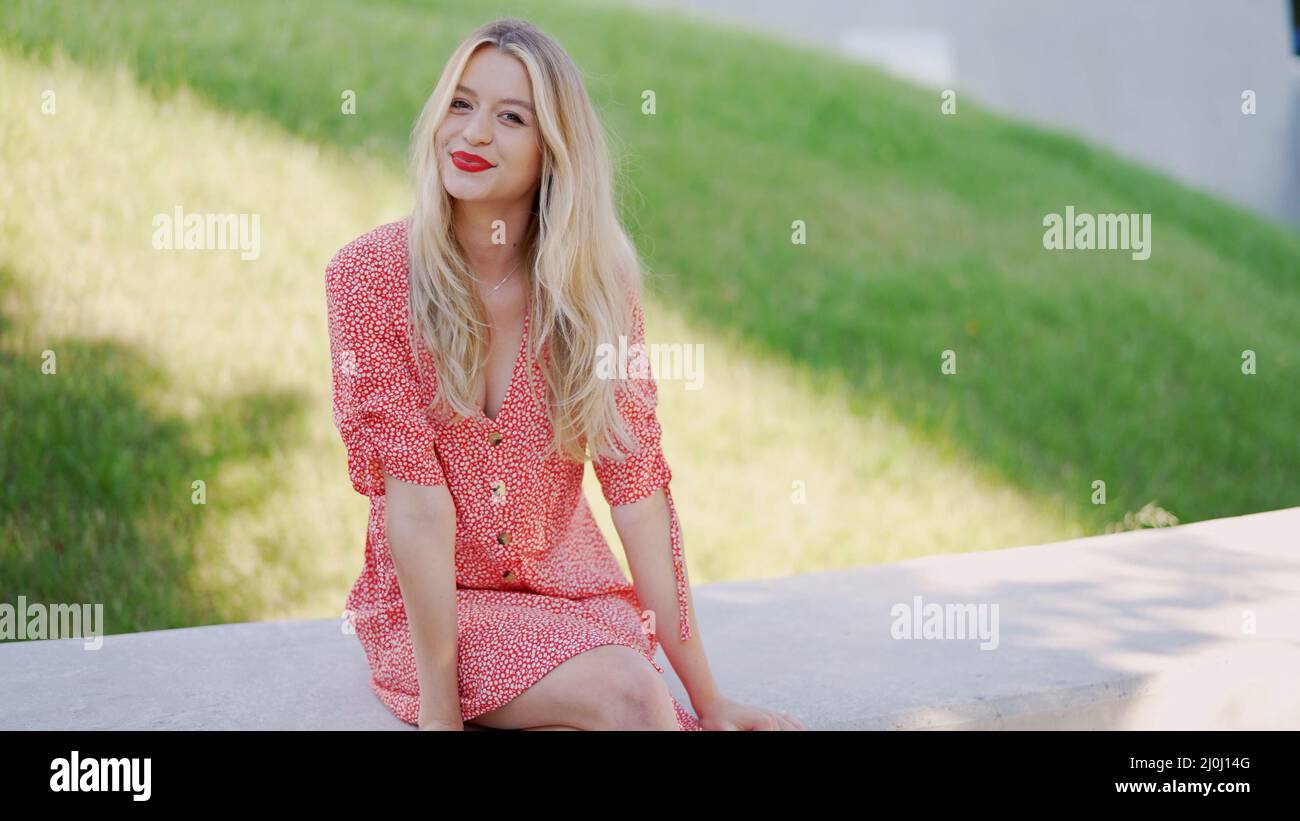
left=1, top=0, right=1297, bottom=635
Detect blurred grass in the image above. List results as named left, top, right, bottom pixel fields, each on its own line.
left=1, top=0, right=1297, bottom=634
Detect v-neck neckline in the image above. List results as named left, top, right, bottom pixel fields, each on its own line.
left=475, top=298, right=531, bottom=426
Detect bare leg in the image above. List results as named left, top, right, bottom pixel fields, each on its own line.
left=468, top=643, right=679, bottom=731
left=521, top=724, right=581, bottom=731
left=461, top=721, right=578, bottom=731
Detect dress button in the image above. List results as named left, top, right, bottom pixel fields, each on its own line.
left=501, top=569, right=517, bottom=582
left=487, top=431, right=503, bottom=446
left=497, top=531, right=511, bottom=546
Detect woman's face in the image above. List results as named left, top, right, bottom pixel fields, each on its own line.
left=437, top=46, right=542, bottom=207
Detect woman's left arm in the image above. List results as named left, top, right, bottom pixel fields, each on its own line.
left=612, top=489, right=806, bottom=730
left=612, top=488, right=719, bottom=714
left=599, top=294, right=804, bottom=730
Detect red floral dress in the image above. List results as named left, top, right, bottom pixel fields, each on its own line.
left=325, top=219, right=701, bottom=730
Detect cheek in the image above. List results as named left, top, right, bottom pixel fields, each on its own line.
left=519, top=140, right=542, bottom=173
left=503, top=138, right=540, bottom=173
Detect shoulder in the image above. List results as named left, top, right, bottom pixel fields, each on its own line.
left=324, top=218, right=410, bottom=306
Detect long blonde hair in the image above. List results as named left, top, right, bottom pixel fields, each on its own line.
left=407, top=17, right=650, bottom=465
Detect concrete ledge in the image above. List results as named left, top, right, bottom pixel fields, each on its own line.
left=2, top=506, right=1298, bottom=730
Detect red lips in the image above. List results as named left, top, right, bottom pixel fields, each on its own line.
left=451, top=151, right=494, bottom=172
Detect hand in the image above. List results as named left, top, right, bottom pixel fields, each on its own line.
left=696, top=695, right=805, bottom=731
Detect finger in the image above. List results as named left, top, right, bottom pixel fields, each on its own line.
left=781, top=712, right=806, bottom=731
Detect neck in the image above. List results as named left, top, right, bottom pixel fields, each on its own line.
left=451, top=197, right=534, bottom=284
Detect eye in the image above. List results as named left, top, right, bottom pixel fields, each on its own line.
left=451, top=99, right=471, bottom=111
left=503, top=111, right=525, bottom=125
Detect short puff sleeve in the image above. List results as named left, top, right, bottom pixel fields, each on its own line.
left=325, top=242, right=446, bottom=497
left=592, top=296, right=673, bottom=507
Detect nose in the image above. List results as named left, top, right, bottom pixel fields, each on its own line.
left=462, top=105, right=493, bottom=146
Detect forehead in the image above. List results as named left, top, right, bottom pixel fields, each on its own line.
left=459, top=46, right=534, bottom=104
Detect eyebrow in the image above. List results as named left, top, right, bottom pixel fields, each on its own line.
left=454, top=84, right=535, bottom=114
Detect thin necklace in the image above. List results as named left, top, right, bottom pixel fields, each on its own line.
left=483, top=256, right=523, bottom=298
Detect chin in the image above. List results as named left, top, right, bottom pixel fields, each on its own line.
left=445, top=186, right=495, bottom=202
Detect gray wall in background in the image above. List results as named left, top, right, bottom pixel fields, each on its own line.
left=629, top=0, right=1300, bottom=228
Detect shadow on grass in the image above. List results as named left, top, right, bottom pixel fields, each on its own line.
left=0, top=263, right=308, bottom=636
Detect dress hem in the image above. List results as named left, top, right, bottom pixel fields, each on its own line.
left=370, top=635, right=701, bottom=730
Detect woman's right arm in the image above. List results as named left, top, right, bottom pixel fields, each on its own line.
left=384, top=473, right=462, bottom=731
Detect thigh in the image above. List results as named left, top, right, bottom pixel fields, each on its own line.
left=466, top=643, right=667, bottom=731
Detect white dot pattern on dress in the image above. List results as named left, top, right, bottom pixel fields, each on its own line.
left=325, top=218, right=701, bottom=730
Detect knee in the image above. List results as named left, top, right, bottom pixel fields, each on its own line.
left=593, top=661, right=678, bottom=730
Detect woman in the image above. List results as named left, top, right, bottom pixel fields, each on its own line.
left=326, top=17, right=803, bottom=731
